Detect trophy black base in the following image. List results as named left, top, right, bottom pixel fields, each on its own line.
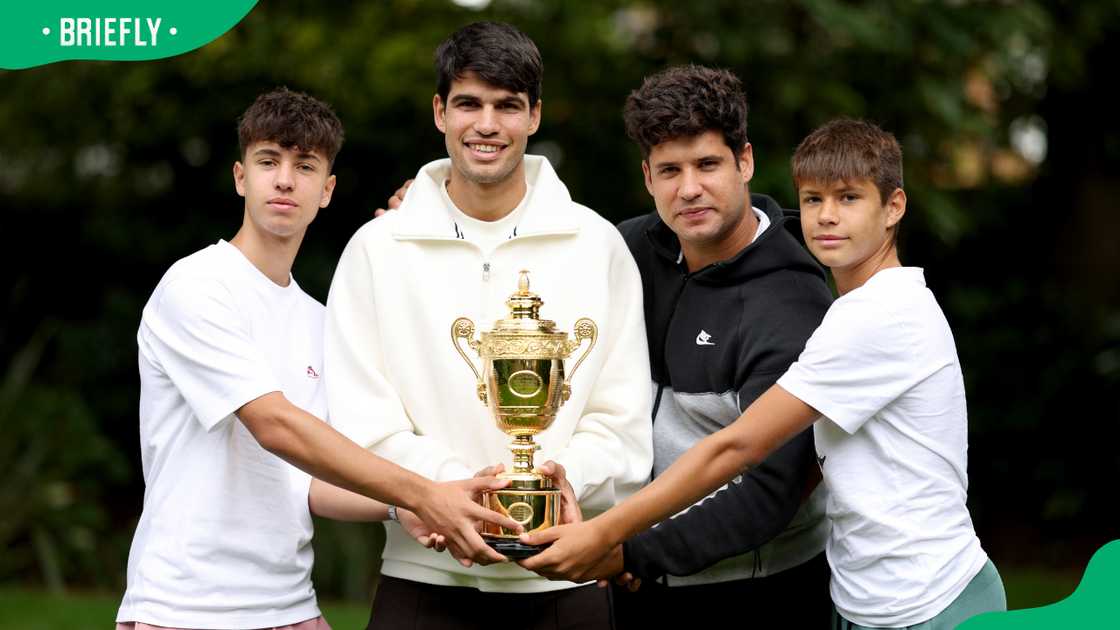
left=486, top=538, right=550, bottom=559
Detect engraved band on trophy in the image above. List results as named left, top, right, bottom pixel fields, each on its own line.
left=451, top=270, right=597, bottom=558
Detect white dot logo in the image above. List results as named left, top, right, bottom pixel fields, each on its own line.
left=42, top=27, right=50, bottom=35
left=169, top=27, right=178, bottom=36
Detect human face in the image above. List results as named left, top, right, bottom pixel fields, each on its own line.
left=643, top=130, right=756, bottom=264
left=798, top=178, right=905, bottom=274
left=433, top=72, right=541, bottom=187
left=233, top=141, right=335, bottom=240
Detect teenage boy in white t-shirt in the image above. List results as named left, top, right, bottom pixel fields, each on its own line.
left=116, top=88, right=520, bottom=630
left=522, top=119, right=1006, bottom=630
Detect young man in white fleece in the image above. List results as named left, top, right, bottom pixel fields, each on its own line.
left=324, top=21, right=653, bottom=630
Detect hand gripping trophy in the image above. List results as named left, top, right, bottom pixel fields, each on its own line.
left=451, top=270, right=597, bottom=558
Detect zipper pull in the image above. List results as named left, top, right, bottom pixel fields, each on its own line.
left=482, top=262, right=491, bottom=281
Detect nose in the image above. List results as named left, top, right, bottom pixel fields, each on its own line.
left=678, top=167, right=702, bottom=201
left=474, top=105, right=499, bottom=135
left=818, top=198, right=839, bottom=225
left=274, top=161, right=295, bottom=191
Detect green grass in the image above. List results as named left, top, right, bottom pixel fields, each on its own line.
left=0, top=567, right=1083, bottom=628
left=1002, top=566, right=1082, bottom=610
left=0, top=588, right=371, bottom=630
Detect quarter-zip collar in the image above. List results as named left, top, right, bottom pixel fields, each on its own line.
left=643, top=193, right=826, bottom=285
left=392, top=155, right=581, bottom=241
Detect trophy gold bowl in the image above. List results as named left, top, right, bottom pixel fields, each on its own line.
left=451, top=270, right=597, bottom=558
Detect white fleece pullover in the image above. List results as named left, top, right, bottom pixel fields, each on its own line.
left=324, top=156, right=653, bottom=592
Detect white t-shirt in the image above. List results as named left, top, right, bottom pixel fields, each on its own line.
left=777, top=267, right=987, bottom=627
left=440, top=179, right=532, bottom=255
left=117, top=240, right=326, bottom=629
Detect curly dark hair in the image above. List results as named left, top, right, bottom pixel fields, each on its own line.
left=237, top=87, right=344, bottom=167
left=791, top=118, right=903, bottom=204
left=623, top=65, right=748, bottom=159
left=435, top=22, right=543, bottom=106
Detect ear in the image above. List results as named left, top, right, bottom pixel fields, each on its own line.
left=737, top=143, right=755, bottom=185
left=885, top=187, right=907, bottom=228
left=527, top=99, right=543, bottom=136
left=433, top=94, right=446, bottom=133
left=319, top=173, right=337, bottom=208
left=641, top=160, right=654, bottom=197
left=233, top=161, right=246, bottom=197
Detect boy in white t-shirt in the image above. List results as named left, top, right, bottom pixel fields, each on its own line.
left=116, top=88, right=520, bottom=630
left=522, top=119, right=1006, bottom=630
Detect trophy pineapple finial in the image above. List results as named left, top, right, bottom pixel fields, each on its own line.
left=507, top=270, right=543, bottom=320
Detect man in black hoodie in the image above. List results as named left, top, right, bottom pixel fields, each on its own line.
left=607, top=65, right=834, bottom=627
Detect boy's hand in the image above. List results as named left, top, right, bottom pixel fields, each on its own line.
left=516, top=519, right=615, bottom=582
left=415, top=476, right=521, bottom=567
left=397, top=507, right=446, bottom=552
left=373, top=178, right=414, bottom=217
left=590, top=546, right=637, bottom=590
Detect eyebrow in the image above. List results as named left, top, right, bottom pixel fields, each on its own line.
left=652, top=154, right=725, bottom=170
left=251, top=147, right=322, bottom=163
left=449, top=94, right=526, bottom=107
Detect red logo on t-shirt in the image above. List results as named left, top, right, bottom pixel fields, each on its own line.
left=307, top=366, right=320, bottom=379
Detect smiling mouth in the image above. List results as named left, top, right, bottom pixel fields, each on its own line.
left=466, top=142, right=506, bottom=158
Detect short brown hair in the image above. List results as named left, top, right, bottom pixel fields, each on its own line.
left=791, top=118, right=902, bottom=203
left=623, top=65, right=748, bottom=159
left=435, top=22, right=543, bottom=107
left=237, top=87, right=344, bottom=167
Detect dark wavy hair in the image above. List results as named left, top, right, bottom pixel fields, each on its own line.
left=435, top=22, right=543, bottom=106
left=623, top=65, right=748, bottom=159
left=237, top=87, right=344, bottom=167
left=791, top=118, right=903, bottom=204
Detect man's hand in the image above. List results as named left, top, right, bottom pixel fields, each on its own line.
left=475, top=462, right=505, bottom=479
left=516, top=519, right=615, bottom=582
left=414, top=476, right=522, bottom=567
left=537, top=460, right=582, bottom=525
left=397, top=507, right=446, bottom=552
left=607, top=571, right=642, bottom=592
left=373, top=178, right=413, bottom=217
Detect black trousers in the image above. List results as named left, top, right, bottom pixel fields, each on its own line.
left=367, top=576, right=614, bottom=630
left=613, top=551, right=831, bottom=629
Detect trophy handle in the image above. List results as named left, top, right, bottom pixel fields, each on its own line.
left=451, top=317, right=487, bottom=404
left=563, top=318, right=598, bottom=401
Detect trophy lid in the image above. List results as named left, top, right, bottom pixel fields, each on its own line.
left=492, top=270, right=557, bottom=334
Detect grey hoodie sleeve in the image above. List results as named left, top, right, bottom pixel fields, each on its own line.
left=621, top=415, right=816, bottom=581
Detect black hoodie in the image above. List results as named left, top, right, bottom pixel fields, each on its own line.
left=616, top=193, right=833, bottom=584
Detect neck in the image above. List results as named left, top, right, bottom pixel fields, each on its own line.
left=446, top=163, right=527, bottom=222
left=681, top=205, right=759, bottom=272
left=833, top=242, right=900, bottom=295
left=229, top=221, right=302, bottom=287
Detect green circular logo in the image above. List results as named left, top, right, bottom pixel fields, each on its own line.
left=507, top=370, right=544, bottom=398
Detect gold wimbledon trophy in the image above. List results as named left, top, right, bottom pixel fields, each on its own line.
left=451, top=270, right=597, bottom=558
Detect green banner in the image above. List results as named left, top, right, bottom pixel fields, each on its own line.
left=961, top=540, right=1120, bottom=629
left=0, top=0, right=258, bottom=70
